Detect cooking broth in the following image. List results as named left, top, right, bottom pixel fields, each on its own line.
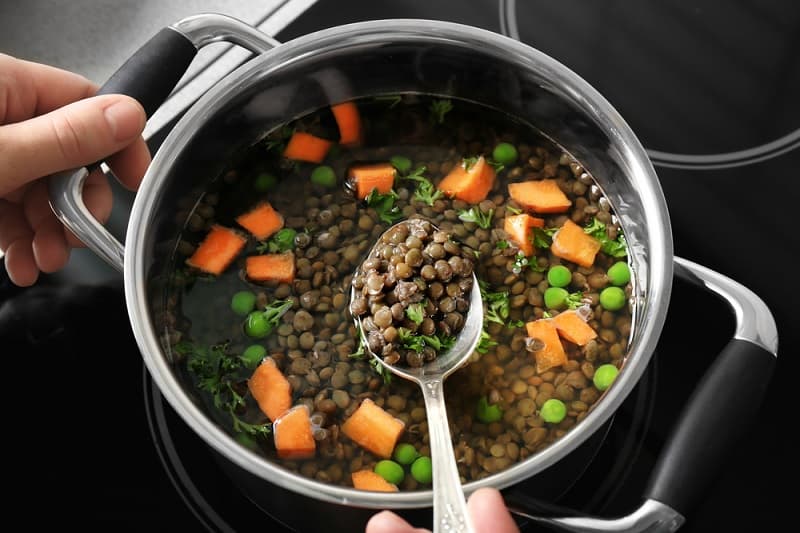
left=163, top=94, right=633, bottom=491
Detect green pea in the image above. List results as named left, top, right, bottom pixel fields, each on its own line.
left=231, top=291, right=256, bottom=316
left=492, top=142, right=518, bottom=165
left=393, top=443, right=419, bottom=465
left=390, top=155, right=412, bottom=174
left=540, top=398, right=567, bottom=424
left=607, top=261, right=631, bottom=286
left=476, top=396, right=503, bottom=423
left=374, top=460, right=405, bottom=485
left=310, top=165, right=337, bottom=187
left=254, top=172, right=277, bottom=192
left=410, top=456, right=433, bottom=484
left=244, top=311, right=270, bottom=338
left=599, top=286, right=626, bottom=311
left=241, top=344, right=267, bottom=369
left=594, top=364, right=619, bottom=391
left=544, top=287, right=569, bottom=309
left=547, top=265, right=571, bottom=288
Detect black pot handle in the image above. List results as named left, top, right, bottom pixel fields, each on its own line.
left=643, top=338, right=775, bottom=515
left=508, top=257, right=778, bottom=533
left=47, top=14, right=279, bottom=271
left=95, top=27, right=197, bottom=118
left=643, top=257, right=778, bottom=517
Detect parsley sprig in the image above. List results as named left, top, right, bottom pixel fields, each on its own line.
left=177, top=341, right=272, bottom=437
left=365, top=188, right=403, bottom=224
left=429, top=99, right=453, bottom=124
left=401, top=166, right=443, bottom=206
left=458, top=207, right=494, bottom=229
left=256, top=228, right=297, bottom=254
left=584, top=218, right=628, bottom=258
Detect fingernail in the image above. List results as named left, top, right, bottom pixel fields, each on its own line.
left=104, top=98, right=145, bottom=141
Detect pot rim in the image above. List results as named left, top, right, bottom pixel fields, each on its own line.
left=125, top=18, right=673, bottom=508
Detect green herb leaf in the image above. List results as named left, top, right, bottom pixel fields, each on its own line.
left=256, top=228, right=297, bottom=254
left=476, top=329, right=498, bottom=354
left=507, top=319, right=525, bottom=328
left=584, top=217, right=628, bottom=258
left=365, top=188, right=403, bottom=224
left=401, top=166, right=443, bottom=206
left=405, top=302, right=425, bottom=325
left=264, top=125, right=294, bottom=153
left=505, top=205, right=522, bottom=215
left=462, top=156, right=480, bottom=171
left=397, top=328, right=455, bottom=353
left=533, top=227, right=558, bottom=249
left=349, top=324, right=367, bottom=359
left=542, top=311, right=553, bottom=319
left=458, top=207, right=494, bottom=229
left=479, top=281, right=510, bottom=325
left=566, top=291, right=584, bottom=310
left=429, top=99, right=453, bottom=124
left=487, top=159, right=505, bottom=173
left=495, top=240, right=510, bottom=250
left=369, top=358, right=392, bottom=385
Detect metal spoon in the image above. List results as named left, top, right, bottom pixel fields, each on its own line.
left=351, top=220, right=484, bottom=533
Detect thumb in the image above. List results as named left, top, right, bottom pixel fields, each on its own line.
left=0, top=94, right=145, bottom=197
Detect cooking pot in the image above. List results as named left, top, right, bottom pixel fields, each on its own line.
left=48, top=14, right=778, bottom=532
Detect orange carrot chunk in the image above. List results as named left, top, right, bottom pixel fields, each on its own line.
left=245, top=253, right=296, bottom=283
left=552, top=310, right=598, bottom=346
left=341, top=398, right=405, bottom=458
left=186, top=225, right=246, bottom=275
left=352, top=470, right=398, bottom=492
left=235, top=201, right=284, bottom=241
left=349, top=163, right=396, bottom=200
left=248, top=357, right=292, bottom=422
left=526, top=319, right=568, bottom=374
left=504, top=213, right=545, bottom=256
left=332, top=102, right=362, bottom=146
left=551, top=219, right=602, bottom=268
left=283, top=132, right=332, bottom=163
left=508, top=179, right=572, bottom=213
left=438, top=156, right=496, bottom=204
left=273, top=405, right=316, bottom=459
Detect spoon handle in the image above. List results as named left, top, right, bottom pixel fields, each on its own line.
left=420, top=378, right=476, bottom=533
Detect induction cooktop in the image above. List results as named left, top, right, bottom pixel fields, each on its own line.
left=1, top=1, right=795, bottom=531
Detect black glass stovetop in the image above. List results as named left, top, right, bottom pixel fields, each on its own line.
left=2, top=1, right=796, bottom=531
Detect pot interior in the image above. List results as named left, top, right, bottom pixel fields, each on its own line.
left=131, top=20, right=672, bottom=508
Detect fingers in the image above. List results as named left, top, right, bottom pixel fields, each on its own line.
left=63, top=170, right=113, bottom=247
left=365, top=511, right=430, bottom=533
left=0, top=53, right=97, bottom=123
left=107, top=136, right=151, bottom=191
left=0, top=200, right=38, bottom=286
left=467, top=488, right=519, bottom=533
left=0, top=93, right=145, bottom=197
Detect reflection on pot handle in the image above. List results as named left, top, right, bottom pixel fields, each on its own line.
left=47, top=13, right=278, bottom=271
left=509, top=257, right=778, bottom=533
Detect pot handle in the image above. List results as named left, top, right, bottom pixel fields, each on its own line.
left=642, top=257, right=778, bottom=515
left=508, top=257, right=778, bottom=533
left=48, top=14, right=279, bottom=271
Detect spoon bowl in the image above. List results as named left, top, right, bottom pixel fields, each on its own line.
left=351, top=219, right=484, bottom=533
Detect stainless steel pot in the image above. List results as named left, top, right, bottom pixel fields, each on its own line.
left=49, top=14, right=777, bottom=532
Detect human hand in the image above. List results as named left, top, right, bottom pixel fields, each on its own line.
left=365, top=487, right=520, bottom=533
left=0, top=53, right=150, bottom=286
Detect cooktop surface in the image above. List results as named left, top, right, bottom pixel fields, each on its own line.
left=2, top=0, right=795, bottom=531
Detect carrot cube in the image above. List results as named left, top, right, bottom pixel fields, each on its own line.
left=526, top=319, right=568, bottom=374
left=341, top=398, right=405, bottom=458
left=438, top=156, right=496, bottom=204
left=185, top=225, right=246, bottom=275
left=235, top=201, right=284, bottom=241
left=551, top=311, right=597, bottom=346
left=551, top=219, right=602, bottom=268
left=245, top=253, right=296, bottom=283
left=508, top=179, right=572, bottom=214
left=351, top=470, right=398, bottom=492
left=332, top=102, right=362, bottom=146
left=504, top=213, right=545, bottom=256
left=273, top=405, right=316, bottom=459
left=349, top=163, right=396, bottom=200
left=248, top=357, right=292, bottom=422
left=283, top=132, right=332, bottom=163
